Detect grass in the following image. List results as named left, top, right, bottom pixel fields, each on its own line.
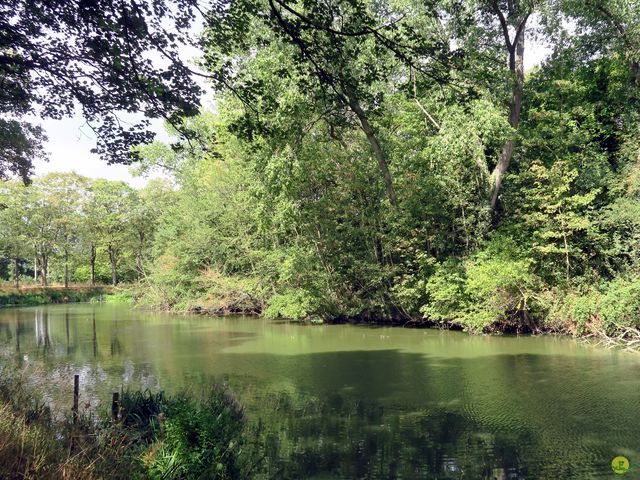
left=0, top=364, right=254, bottom=480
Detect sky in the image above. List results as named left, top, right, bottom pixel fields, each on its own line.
left=32, top=21, right=553, bottom=188
left=32, top=116, right=168, bottom=188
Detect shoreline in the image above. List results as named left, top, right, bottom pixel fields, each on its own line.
left=0, top=286, right=112, bottom=308
left=4, top=289, right=639, bottom=352
left=111, top=294, right=640, bottom=352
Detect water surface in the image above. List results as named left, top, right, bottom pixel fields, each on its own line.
left=0, top=304, right=638, bottom=479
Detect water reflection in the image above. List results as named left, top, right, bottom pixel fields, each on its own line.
left=0, top=304, right=637, bottom=479
left=34, top=308, right=51, bottom=353
left=247, top=389, right=534, bottom=479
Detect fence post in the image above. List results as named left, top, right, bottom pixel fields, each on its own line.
left=111, top=392, right=120, bottom=423
left=72, top=374, right=79, bottom=423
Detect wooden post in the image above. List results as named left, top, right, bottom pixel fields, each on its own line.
left=72, top=374, right=79, bottom=423
left=111, top=392, right=119, bottom=423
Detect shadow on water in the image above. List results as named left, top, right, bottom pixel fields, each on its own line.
left=248, top=396, right=532, bottom=480
left=224, top=350, right=634, bottom=480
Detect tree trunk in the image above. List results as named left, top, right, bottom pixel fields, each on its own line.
left=14, top=257, right=19, bottom=289
left=62, top=249, right=69, bottom=288
left=344, top=89, right=398, bottom=206
left=136, top=232, right=145, bottom=278
left=40, top=254, right=48, bottom=287
left=490, top=5, right=529, bottom=210
left=89, top=243, right=96, bottom=286
left=108, top=246, right=118, bottom=286
left=34, top=254, right=37, bottom=281
left=136, top=252, right=143, bottom=278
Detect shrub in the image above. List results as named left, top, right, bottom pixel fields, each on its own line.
left=143, top=388, right=246, bottom=480
left=421, top=259, right=466, bottom=324
left=0, top=368, right=252, bottom=480
left=598, top=276, right=640, bottom=334
left=422, top=236, right=539, bottom=332
left=543, top=277, right=640, bottom=337
left=263, top=287, right=321, bottom=320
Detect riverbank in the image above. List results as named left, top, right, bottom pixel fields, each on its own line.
left=11, top=280, right=637, bottom=352
left=0, top=285, right=111, bottom=308
left=0, top=362, right=252, bottom=480
left=110, top=280, right=640, bottom=352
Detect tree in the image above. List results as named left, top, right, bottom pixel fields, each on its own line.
left=37, top=173, right=91, bottom=287
left=0, top=0, right=205, bottom=179
left=203, top=0, right=453, bottom=206
left=130, top=179, right=173, bottom=278
left=486, top=0, right=535, bottom=210
left=0, top=181, right=30, bottom=287
left=21, top=183, right=60, bottom=286
left=86, top=180, right=136, bottom=285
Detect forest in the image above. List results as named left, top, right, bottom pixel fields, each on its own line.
left=1, top=0, right=640, bottom=341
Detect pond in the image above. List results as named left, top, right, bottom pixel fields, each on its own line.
left=0, top=303, right=638, bottom=479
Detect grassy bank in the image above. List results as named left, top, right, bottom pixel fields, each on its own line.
left=0, top=365, right=253, bottom=480
left=0, top=285, right=111, bottom=308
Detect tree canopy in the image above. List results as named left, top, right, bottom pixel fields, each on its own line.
left=0, top=0, right=206, bottom=180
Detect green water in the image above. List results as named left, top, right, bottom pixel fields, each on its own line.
left=0, top=304, right=638, bottom=479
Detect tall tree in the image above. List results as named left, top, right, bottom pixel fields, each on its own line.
left=486, top=0, right=535, bottom=210
left=38, top=173, right=90, bottom=287
left=130, top=179, right=173, bottom=278
left=203, top=0, right=452, bottom=206
left=22, top=182, right=61, bottom=286
left=0, top=181, right=30, bottom=287
left=86, top=180, right=136, bottom=286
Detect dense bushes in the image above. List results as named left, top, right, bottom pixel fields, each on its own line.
left=546, top=277, right=640, bottom=337
left=144, top=390, right=246, bottom=479
left=422, top=237, right=540, bottom=332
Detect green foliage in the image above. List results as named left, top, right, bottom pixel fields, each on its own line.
left=423, top=237, right=539, bottom=332
left=73, top=261, right=113, bottom=284
left=145, top=389, right=246, bottom=480
left=103, top=290, right=135, bottom=305
left=0, top=175, right=171, bottom=288
left=263, top=288, right=321, bottom=320
left=598, top=277, right=640, bottom=334
left=546, top=277, right=640, bottom=336
left=0, top=367, right=252, bottom=480
left=0, top=287, right=109, bottom=307
left=421, top=260, right=466, bottom=324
